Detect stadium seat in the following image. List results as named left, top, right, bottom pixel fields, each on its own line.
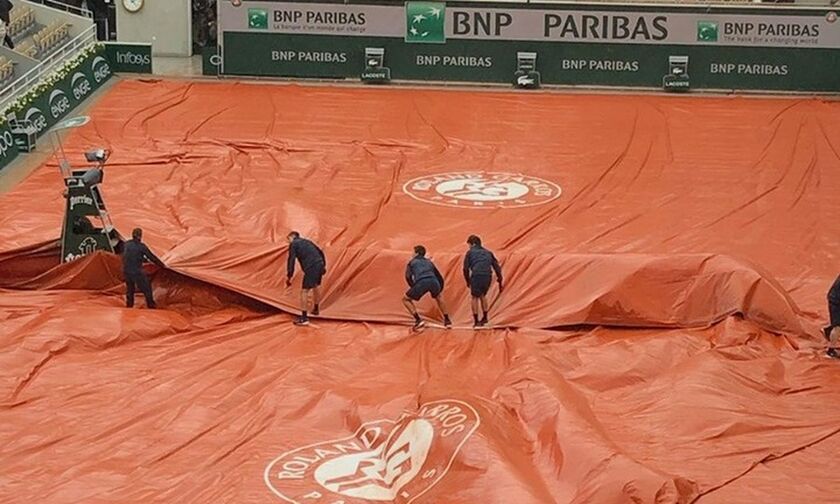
left=0, top=57, right=14, bottom=85
left=29, top=22, right=72, bottom=58
left=14, top=40, right=38, bottom=59
left=9, top=6, right=36, bottom=40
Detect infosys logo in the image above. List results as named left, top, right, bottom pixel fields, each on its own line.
left=48, top=89, right=71, bottom=119
left=115, top=50, right=151, bottom=67
left=24, top=107, right=48, bottom=133
left=71, top=71, right=92, bottom=100
left=91, top=55, right=111, bottom=83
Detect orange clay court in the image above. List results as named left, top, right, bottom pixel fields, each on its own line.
left=1, top=79, right=839, bottom=503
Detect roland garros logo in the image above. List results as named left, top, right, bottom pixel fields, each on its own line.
left=264, top=399, right=480, bottom=503
left=403, top=171, right=561, bottom=209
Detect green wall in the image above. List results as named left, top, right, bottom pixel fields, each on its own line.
left=223, top=32, right=840, bottom=91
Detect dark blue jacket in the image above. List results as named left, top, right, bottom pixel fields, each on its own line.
left=405, top=256, right=444, bottom=287
left=287, top=238, right=325, bottom=277
left=829, top=275, right=840, bottom=302
left=463, top=245, right=502, bottom=283
left=122, top=239, right=164, bottom=275
left=0, top=1, right=12, bottom=24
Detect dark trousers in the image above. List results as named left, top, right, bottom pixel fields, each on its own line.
left=125, top=271, right=156, bottom=308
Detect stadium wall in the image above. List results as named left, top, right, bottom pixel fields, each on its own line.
left=116, top=0, right=192, bottom=57
left=216, top=0, right=840, bottom=92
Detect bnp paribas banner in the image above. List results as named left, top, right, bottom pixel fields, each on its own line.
left=219, top=1, right=840, bottom=49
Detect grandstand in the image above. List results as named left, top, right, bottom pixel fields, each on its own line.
left=12, top=5, right=75, bottom=61
left=0, top=1, right=96, bottom=110
left=31, top=21, right=72, bottom=58
left=0, top=56, right=14, bottom=86
left=8, top=3, right=37, bottom=43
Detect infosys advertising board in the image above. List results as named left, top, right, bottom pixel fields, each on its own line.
left=219, top=1, right=840, bottom=49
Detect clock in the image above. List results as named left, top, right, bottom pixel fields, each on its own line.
left=122, top=0, right=144, bottom=13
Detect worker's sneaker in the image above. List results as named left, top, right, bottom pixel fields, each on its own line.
left=827, top=348, right=840, bottom=359
left=312, top=305, right=320, bottom=316
left=473, top=320, right=484, bottom=329
left=413, top=319, right=426, bottom=330
left=293, top=315, right=310, bottom=326
left=443, top=316, right=453, bottom=329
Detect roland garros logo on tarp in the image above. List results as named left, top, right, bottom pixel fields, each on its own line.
left=403, top=171, right=561, bottom=209
left=264, top=399, right=480, bottom=503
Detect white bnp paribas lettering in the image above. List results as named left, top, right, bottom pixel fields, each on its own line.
left=709, top=63, right=789, bottom=75
left=271, top=50, right=348, bottom=63
left=562, top=59, right=640, bottom=72
left=415, top=55, right=493, bottom=67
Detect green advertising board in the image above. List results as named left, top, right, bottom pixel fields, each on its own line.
left=104, top=42, right=153, bottom=73
left=13, top=50, right=113, bottom=139
left=0, top=122, right=20, bottom=172
left=202, top=45, right=221, bottom=76
left=222, top=32, right=840, bottom=91
left=217, top=0, right=840, bottom=92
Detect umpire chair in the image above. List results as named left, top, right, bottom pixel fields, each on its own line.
left=52, top=116, right=123, bottom=263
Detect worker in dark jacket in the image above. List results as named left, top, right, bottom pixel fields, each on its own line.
left=403, top=245, right=452, bottom=329
left=463, top=235, right=503, bottom=327
left=286, top=231, right=326, bottom=326
left=122, top=228, right=165, bottom=309
left=824, top=275, right=840, bottom=359
left=0, top=1, right=10, bottom=23
left=0, top=0, right=14, bottom=49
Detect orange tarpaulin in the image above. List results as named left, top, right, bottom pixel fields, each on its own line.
left=1, top=80, right=839, bottom=503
